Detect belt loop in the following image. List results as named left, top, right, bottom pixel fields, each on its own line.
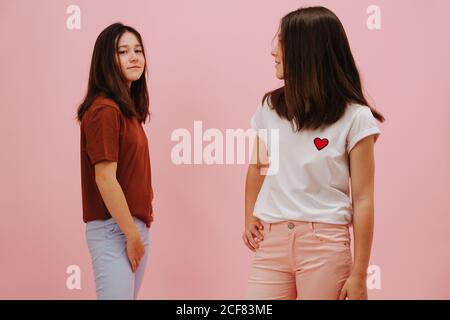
left=261, top=221, right=272, bottom=232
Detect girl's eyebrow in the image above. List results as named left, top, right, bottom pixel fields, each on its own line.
left=118, top=44, right=142, bottom=48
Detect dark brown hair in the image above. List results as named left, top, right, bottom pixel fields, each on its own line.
left=263, top=6, right=385, bottom=131
left=77, top=23, right=150, bottom=123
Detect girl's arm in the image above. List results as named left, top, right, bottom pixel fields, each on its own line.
left=243, top=137, right=268, bottom=251
left=95, top=161, right=144, bottom=272
left=349, top=135, right=376, bottom=280
left=340, top=135, right=376, bottom=299
left=95, top=161, right=140, bottom=238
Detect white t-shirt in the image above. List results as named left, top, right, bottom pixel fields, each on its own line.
left=250, top=101, right=381, bottom=225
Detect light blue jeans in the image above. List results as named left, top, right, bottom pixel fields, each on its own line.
left=86, top=216, right=150, bottom=300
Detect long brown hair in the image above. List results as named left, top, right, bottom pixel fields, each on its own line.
left=263, top=6, right=385, bottom=131
left=77, top=23, right=150, bottom=123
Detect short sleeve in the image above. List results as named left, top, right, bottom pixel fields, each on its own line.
left=346, top=107, right=381, bottom=153
left=250, top=105, right=264, bottom=130
left=83, top=106, right=121, bottom=165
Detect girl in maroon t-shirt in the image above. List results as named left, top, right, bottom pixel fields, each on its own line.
left=77, top=23, right=154, bottom=300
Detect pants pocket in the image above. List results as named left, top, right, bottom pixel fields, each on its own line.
left=310, top=222, right=351, bottom=247
left=105, top=222, right=125, bottom=240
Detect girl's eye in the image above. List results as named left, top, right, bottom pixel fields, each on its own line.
left=135, top=50, right=143, bottom=53
left=119, top=51, right=127, bottom=54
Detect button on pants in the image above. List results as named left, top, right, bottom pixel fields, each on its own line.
left=245, top=220, right=352, bottom=300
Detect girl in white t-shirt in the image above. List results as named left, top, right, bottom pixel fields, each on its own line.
left=243, top=6, right=385, bottom=300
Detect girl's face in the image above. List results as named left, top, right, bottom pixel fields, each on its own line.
left=271, top=31, right=283, bottom=80
left=116, top=31, right=146, bottom=88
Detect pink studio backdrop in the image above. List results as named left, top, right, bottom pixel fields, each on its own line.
left=1, top=0, right=449, bottom=299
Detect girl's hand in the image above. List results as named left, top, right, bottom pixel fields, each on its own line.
left=126, top=233, right=145, bottom=273
left=339, top=275, right=368, bottom=300
left=242, top=217, right=264, bottom=251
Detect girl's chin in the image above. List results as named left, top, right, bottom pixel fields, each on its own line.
left=127, top=77, right=141, bottom=82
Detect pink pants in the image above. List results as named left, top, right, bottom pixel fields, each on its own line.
left=245, top=220, right=353, bottom=300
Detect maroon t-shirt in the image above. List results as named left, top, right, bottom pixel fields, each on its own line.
left=80, top=95, right=153, bottom=227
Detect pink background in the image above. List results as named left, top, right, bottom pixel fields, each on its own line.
left=1, top=0, right=449, bottom=299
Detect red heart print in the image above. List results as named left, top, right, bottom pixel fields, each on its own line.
left=314, top=137, right=329, bottom=150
